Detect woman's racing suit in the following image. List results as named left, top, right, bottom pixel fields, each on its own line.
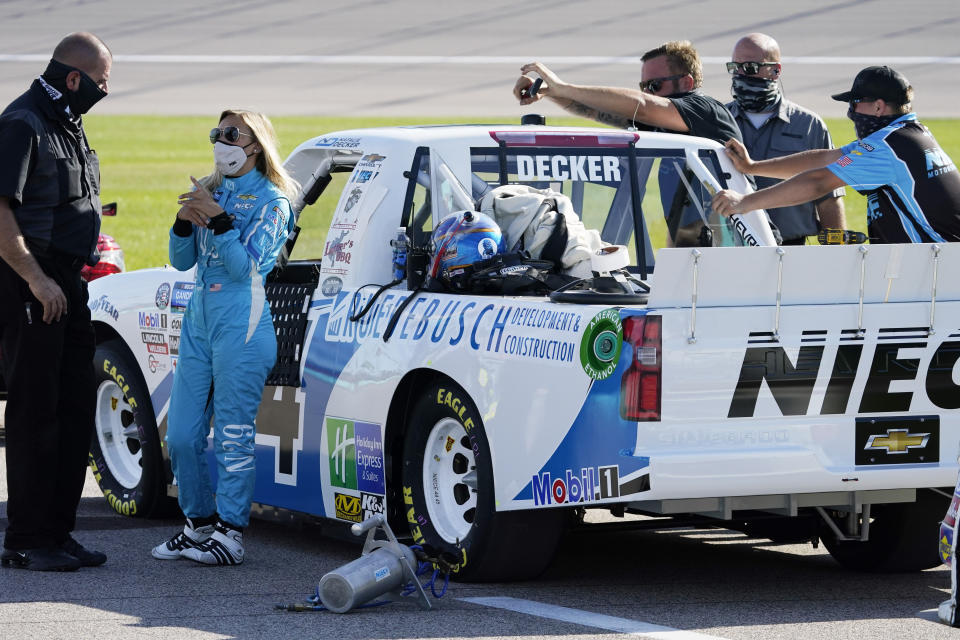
left=166, top=169, right=293, bottom=527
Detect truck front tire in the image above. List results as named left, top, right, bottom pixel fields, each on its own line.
left=90, top=339, right=174, bottom=518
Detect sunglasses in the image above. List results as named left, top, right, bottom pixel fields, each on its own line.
left=849, top=97, right=878, bottom=109
left=209, top=126, right=253, bottom=144
left=639, top=74, right=685, bottom=94
left=725, top=61, right=778, bottom=75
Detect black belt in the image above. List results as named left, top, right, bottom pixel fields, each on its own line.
left=45, top=252, right=87, bottom=272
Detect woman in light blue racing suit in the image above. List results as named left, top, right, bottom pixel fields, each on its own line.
left=151, top=110, right=298, bottom=565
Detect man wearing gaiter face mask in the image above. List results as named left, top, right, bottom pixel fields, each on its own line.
left=726, top=33, right=846, bottom=245
left=0, top=32, right=111, bottom=571
left=713, top=66, right=960, bottom=244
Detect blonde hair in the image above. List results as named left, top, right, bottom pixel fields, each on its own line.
left=641, top=40, right=703, bottom=89
left=199, top=109, right=300, bottom=201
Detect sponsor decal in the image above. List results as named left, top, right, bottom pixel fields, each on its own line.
left=142, top=331, right=168, bottom=355
left=856, top=416, right=939, bottom=465
left=155, top=283, right=171, bottom=309
left=323, top=229, right=354, bottom=272
left=170, top=316, right=182, bottom=333
left=859, top=142, right=875, bottom=152
left=356, top=422, right=385, bottom=494
left=516, top=154, right=622, bottom=182
left=334, top=492, right=362, bottom=522
left=236, top=193, right=258, bottom=201
left=325, top=294, right=581, bottom=364
left=531, top=464, right=636, bottom=506
left=326, top=418, right=383, bottom=493
left=321, top=276, right=343, bottom=297
left=169, top=333, right=180, bottom=356
left=314, top=136, right=361, bottom=148
left=327, top=418, right=357, bottom=489
left=925, top=147, right=957, bottom=178
left=836, top=155, right=853, bottom=167
left=141, top=331, right=165, bottom=345
left=579, top=309, right=623, bottom=380
left=171, top=281, right=195, bottom=313
left=352, top=169, right=376, bottom=184
left=361, top=492, right=385, bottom=521
left=445, top=436, right=455, bottom=452
left=232, top=201, right=254, bottom=211
left=344, top=187, right=363, bottom=213
left=728, top=332, right=960, bottom=417
left=147, top=354, right=167, bottom=374
left=89, top=295, right=119, bottom=321
left=138, top=311, right=164, bottom=329
left=374, top=566, right=390, bottom=582
left=360, top=153, right=386, bottom=164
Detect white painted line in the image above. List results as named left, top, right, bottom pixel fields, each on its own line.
left=1, top=54, right=960, bottom=66
left=460, top=596, right=731, bottom=640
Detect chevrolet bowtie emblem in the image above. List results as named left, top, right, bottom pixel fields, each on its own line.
left=864, top=428, right=929, bottom=454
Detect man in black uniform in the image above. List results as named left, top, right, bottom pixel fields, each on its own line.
left=0, top=32, right=112, bottom=571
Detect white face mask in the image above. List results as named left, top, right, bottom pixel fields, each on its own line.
left=213, top=141, right=250, bottom=175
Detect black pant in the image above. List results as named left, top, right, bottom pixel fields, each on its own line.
left=0, top=257, right=96, bottom=550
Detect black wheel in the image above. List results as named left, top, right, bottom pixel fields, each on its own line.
left=821, top=488, right=950, bottom=572
left=90, top=339, right=174, bottom=518
left=401, top=381, right=566, bottom=582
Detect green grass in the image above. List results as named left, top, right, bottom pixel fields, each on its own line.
left=83, top=115, right=960, bottom=270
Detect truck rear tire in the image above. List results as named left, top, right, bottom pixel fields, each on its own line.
left=400, top=381, right=566, bottom=582
left=90, top=339, right=175, bottom=518
left=822, top=488, right=949, bottom=572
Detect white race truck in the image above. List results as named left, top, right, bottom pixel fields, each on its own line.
left=88, top=121, right=959, bottom=580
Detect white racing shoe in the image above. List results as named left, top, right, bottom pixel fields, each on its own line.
left=180, top=521, right=244, bottom=566
left=151, top=518, right=216, bottom=560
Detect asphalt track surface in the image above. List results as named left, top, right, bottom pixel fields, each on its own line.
left=0, top=438, right=955, bottom=640
left=3, top=1, right=960, bottom=638
left=1, top=0, right=960, bottom=120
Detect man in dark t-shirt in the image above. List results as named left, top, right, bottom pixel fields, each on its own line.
left=513, top=40, right=741, bottom=145
left=513, top=40, right=743, bottom=245
left=712, top=66, right=960, bottom=243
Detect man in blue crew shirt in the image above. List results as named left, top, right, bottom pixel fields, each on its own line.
left=712, top=66, right=960, bottom=243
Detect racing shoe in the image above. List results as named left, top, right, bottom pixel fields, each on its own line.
left=180, top=521, right=244, bottom=566
left=151, top=518, right=216, bottom=560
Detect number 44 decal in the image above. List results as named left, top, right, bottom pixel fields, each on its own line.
left=255, top=385, right=305, bottom=486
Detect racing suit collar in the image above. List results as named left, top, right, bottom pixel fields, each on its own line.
left=220, top=167, right=264, bottom=192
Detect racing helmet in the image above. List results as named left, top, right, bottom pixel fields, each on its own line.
left=428, top=210, right=504, bottom=291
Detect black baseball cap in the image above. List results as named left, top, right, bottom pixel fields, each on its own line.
left=831, top=66, right=911, bottom=104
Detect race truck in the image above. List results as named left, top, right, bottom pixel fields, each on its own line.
left=86, top=120, right=960, bottom=581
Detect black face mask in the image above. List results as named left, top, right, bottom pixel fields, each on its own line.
left=731, top=74, right=781, bottom=112
left=42, top=59, right=106, bottom=116
left=847, top=107, right=897, bottom=139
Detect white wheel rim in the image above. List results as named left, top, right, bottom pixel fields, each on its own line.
left=421, top=417, right=478, bottom=543
left=94, top=379, right=142, bottom=489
